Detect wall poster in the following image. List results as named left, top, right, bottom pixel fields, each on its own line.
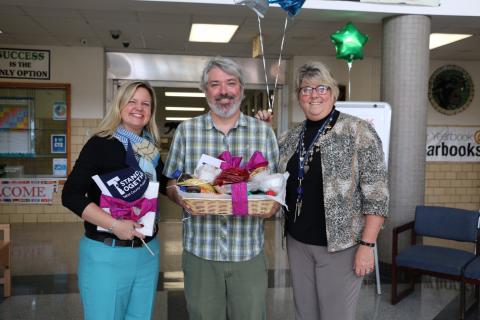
left=50, top=134, right=66, bottom=154
left=426, top=126, right=480, bottom=162
left=0, top=97, right=34, bottom=156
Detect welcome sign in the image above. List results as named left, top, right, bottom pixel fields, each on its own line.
left=0, top=179, right=56, bottom=204
left=426, top=126, right=480, bottom=162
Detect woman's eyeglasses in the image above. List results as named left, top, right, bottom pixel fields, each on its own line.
left=299, top=85, right=330, bottom=96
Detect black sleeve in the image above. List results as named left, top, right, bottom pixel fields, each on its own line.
left=62, top=136, right=127, bottom=217
left=156, top=157, right=168, bottom=196
left=62, top=137, right=103, bottom=217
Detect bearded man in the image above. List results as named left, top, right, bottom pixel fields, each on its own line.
left=164, top=56, right=279, bottom=320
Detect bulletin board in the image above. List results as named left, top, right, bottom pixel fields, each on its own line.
left=0, top=97, right=34, bottom=156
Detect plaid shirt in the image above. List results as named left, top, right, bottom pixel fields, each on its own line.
left=163, top=112, right=279, bottom=261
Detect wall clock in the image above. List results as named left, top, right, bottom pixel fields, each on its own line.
left=428, top=65, right=474, bottom=115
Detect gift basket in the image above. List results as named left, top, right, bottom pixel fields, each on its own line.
left=175, top=151, right=288, bottom=216
left=177, top=187, right=277, bottom=215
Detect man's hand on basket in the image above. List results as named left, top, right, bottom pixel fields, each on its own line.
left=250, top=202, right=280, bottom=219
left=166, top=180, right=203, bottom=215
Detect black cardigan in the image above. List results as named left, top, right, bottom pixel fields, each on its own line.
left=62, top=135, right=167, bottom=237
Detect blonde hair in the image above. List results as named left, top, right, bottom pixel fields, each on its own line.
left=295, top=62, right=339, bottom=101
left=96, top=81, right=161, bottom=147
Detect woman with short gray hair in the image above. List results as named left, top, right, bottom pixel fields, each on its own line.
left=257, top=61, right=389, bottom=320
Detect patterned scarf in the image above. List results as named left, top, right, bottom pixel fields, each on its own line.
left=113, top=126, right=160, bottom=182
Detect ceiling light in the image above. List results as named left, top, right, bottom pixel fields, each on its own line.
left=166, top=117, right=192, bottom=121
left=189, top=24, right=239, bottom=43
left=165, top=106, right=205, bottom=111
left=0, top=30, right=3, bottom=34
left=165, top=92, right=205, bottom=97
left=429, top=33, right=472, bottom=50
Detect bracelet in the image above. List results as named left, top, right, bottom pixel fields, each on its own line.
left=107, top=220, right=118, bottom=233
left=358, top=240, right=375, bottom=247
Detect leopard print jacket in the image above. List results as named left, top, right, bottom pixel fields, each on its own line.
left=278, top=111, right=389, bottom=252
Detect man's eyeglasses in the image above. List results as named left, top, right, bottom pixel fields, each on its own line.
left=299, top=85, right=330, bottom=96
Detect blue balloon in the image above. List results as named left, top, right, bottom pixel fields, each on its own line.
left=268, top=0, right=305, bottom=17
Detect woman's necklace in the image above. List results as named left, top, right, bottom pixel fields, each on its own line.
left=294, top=109, right=335, bottom=220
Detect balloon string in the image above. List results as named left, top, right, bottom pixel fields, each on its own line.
left=270, top=16, right=288, bottom=114
left=257, top=15, right=271, bottom=111
left=347, top=61, right=352, bottom=101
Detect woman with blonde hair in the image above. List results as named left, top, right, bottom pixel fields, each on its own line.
left=63, top=81, right=165, bottom=320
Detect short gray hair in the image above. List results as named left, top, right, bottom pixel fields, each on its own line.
left=200, top=56, right=245, bottom=92
left=295, top=62, right=339, bottom=101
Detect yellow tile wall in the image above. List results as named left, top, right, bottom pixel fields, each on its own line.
left=425, top=162, right=480, bottom=211
left=0, top=118, right=100, bottom=223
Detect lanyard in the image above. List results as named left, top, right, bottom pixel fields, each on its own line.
left=294, top=109, right=335, bottom=220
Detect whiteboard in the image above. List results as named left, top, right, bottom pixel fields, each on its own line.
left=336, top=101, right=392, bottom=165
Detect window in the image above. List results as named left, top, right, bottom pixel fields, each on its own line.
left=0, top=83, right=70, bottom=177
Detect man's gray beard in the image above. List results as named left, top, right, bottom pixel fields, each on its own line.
left=208, top=99, right=241, bottom=119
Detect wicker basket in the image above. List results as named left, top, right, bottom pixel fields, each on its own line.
left=180, top=192, right=276, bottom=215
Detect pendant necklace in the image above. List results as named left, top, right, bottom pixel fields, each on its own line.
left=294, top=109, right=335, bottom=221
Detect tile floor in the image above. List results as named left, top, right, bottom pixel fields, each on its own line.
left=0, top=220, right=478, bottom=320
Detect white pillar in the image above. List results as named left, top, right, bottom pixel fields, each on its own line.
left=379, top=15, right=431, bottom=262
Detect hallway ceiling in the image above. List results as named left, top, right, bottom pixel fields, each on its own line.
left=0, top=0, right=479, bottom=60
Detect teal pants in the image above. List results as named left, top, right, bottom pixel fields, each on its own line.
left=182, top=250, right=268, bottom=320
left=78, top=236, right=160, bottom=320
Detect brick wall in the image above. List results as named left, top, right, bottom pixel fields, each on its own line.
left=425, top=162, right=480, bottom=211
left=69, top=119, right=101, bottom=166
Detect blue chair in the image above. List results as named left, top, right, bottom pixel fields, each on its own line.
left=391, top=205, right=480, bottom=315
left=461, top=255, right=480, bottom=318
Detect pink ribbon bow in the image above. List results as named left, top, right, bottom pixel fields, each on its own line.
left=218, top=150, right=268, bottom=172
left=218, top=151, right=243, bottom=170
left=215, top=151, right=269, bottom=216
left=245, top=151, right=268, bottom=171
left=100, top=194, right=157, bottom=221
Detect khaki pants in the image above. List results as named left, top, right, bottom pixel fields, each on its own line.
left=182, top=250, right=268, bottom=320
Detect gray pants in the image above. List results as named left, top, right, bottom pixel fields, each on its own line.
left=287, top=235, right=363, bottom=320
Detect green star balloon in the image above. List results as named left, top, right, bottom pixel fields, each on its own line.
left=330, top=22, right=368, bottom=63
